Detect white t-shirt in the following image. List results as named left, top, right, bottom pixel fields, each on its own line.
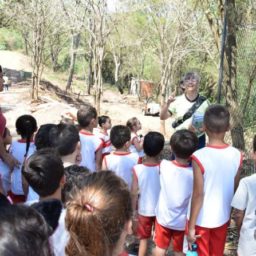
left=168, top=94, right=210, bottom=136
left=188, top=144, right=242, bottom=228
left=133, top=163, right=160, bottom=216
left=79, top=131, right=103, bottom=172
left=10, top=140, right=36, bottom=195
left=129, top=132, right=144, bottom=157
left=103, top=152, right=140, bottom=189
left=0, top=160, right=10, bottom=195
left=231, top=174, right=256, bottom=256
left=50, top=209, right=69, bottom=256
left=156, top=160, right=193, bottom=230
left=94, top=129, right=112, bottom=155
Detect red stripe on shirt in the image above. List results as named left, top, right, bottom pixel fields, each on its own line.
left=191, top=155, right=205, bottom=174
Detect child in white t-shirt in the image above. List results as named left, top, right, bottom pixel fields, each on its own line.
left=231, top=135, right=256, bottom=256
left=77, top=105, right=103, bottom=172
left=131, top=131, right=164, bottom=256
left=126, top=117, right=144, bottom=158
left=94, top=115, right=112, bottom=157
left=9, top=115, right=37, bottom=203
left=187, top=104, right=242, bottom=255
left=102, top=125, right=140, bottom=189
left=154, top=130, right=198, bottom=256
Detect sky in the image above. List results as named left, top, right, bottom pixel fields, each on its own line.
left=107, top=0, right=119, bottom=12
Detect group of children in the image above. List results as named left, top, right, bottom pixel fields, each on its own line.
left=0, top=101, right=255, bottom=256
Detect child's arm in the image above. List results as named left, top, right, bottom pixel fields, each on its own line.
left=187, top=160, right=204, bottom=247
left=131, top=169, right=139, bottom=233
left=95, top=148, right=102, bottom=171
left=133, top=137, right=143, bottom=152
left=234, top=152, right=243, bottom=191
left=131, top=170, right=139, bottom=211
left=101, top=155, right=107, bottom=170
left=231, top=177, right=248, bottom=234
left=233, top=208, right=245, bottom=234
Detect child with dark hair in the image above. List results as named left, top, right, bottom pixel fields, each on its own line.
left=0, top=204, right=53, bottom=256
left=187, top=104, right=242, bottom=256
left=126, top=117, right=144, bottom=158
left=94, top=115, right=112, bottom=157
left=49, top=123, right=81, bottom=167
left=35, top=123, right=57, bottom=150
left=102, top=125, right=140, bottom=189
left=154, top=130, right=198, bottom=256
left=62, top=165, right=90, bottom=204
left=231, top=135, right=256, bottom=256
left=131, top=131, right=165, bottom=256
left=65, top=171, right=133, bottom=256
left=26, top=123, right=57, bottom=203
left=8, top=115, right=37, bottom=203
left=23, top=148, right=64, bottom=199
left=23, top=148, right=67, bottom=256
left=77, top=104, right=103, bottom=172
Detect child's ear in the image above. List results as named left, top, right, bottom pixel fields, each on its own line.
left=60, top=175, right=66, bottom=187
left=91, top=118, right=97, bottom=128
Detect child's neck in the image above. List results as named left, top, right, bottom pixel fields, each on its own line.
left=143, top=156, right=160, bottom=165
left=100, top=128, right=108, bottom=134
left=62, top=154, right=77, bottom=167
left=174, top=157, right=190, bottom=165
left=40, top=187, right=62, bottom=202
left=207, top=136, right=226, bottom=147
left=81, top=127, right=93, bottom=133
left=115, top=147, right=129, bottom=153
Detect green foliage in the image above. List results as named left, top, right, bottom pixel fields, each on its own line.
left=0, top=28, right=23, bottom=50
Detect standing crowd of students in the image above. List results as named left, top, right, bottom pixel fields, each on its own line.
left=0, top=65, right=255, bottom=256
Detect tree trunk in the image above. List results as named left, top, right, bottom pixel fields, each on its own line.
left=66, top=33, right=80, bottom=91
left=87, top=51, right=93, bottom=95
left=225, top=0, right=245, bottom=150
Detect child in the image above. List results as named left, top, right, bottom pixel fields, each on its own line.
left=9, top=115, right=37, bottom=203
left=50, top=123, right=81, bottom=167
left=26, top=123, right=57, bottom=202
left=154, top=130, right=198, bottom=256
left=187, top=104, right=243, bottom=256
left=77, top=105, right=103, bottom=172
left=127, top=117, right=144, bottom=158
left=231, top=135, right=256, bottom=256
left=65, top=171, right=133, bottom=256
left=102, top=125, right=140, bottom=189
left=62, top=164, right=90, bottom=204
left=94, top=115, right=112, bottom=157
left=22, top=148, right=67, bottom=256
left=131, top=131, right=165, bottom=256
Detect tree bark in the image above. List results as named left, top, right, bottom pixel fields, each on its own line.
left=66, top=33, right=80, bottom=91
left=225, top=0, right=245, bottom=150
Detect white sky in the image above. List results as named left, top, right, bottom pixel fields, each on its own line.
left=107, top=0, right=118, bottom=12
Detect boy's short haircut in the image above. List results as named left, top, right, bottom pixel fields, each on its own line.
left=49, top=123, right=79, bottom=156
left=22, top=148, right=64, bottom=197
left=77, top=104, right=97, bottom=128
left=170, top=129, right=198, bottom=159
left=35, top=124, right=57, bottom=150
left=253, top=135, right=256, bottom=152
left=143, top=131, right=165, bottom=157
left=62, top=165, right=90, bottom=203
left=204, top=104, right=230, bottom=133
left=110, top=125, right=131, bottom=149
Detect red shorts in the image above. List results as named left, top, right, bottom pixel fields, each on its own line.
left=154, top=219, right=184, bottom=252
left=187, top=221, right=229, bottom=256
left=7, top=191, right=26, bottom=204
left=136, top=215, right=155, bottom=239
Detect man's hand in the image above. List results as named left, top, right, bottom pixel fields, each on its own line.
left=166, top=95, right=176, bottom=105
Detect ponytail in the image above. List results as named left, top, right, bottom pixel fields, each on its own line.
left=65, top=171, right=132, bottom=256
left=15, top=115, right=37, bottom=158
